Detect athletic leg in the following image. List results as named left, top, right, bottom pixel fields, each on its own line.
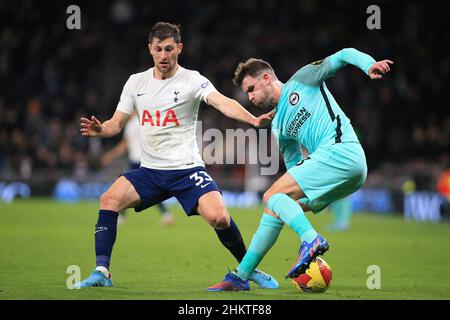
left=229, top=173, right=315, bottom=281
left=234, top=212, right=284, bottom=281
left=262, top=172, right=329, bottom=278
left=197, top=191, right=279, bottom=290
left=263, top=172, right=319, bottom=243
left=96, top=176, right=140, bottom=268
left=76, top=176, right=140, bottom=288
left=197, top=191, right=247, bottom=262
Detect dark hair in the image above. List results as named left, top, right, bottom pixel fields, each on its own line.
left=233, top=58, right=275, bottom=87
left=148, top=22, right=181, bottom=43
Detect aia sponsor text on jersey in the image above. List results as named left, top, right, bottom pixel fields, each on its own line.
left=141, top=109, right=180, bottom=126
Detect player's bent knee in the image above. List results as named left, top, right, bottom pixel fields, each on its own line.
left=209, top=212, right=230, bottom=229
left=263, top=190, right=284, bottom=207
left=266, top=193, right=286, bottom=212
left=100, top=192, right=121, bottom=212
left=262, top=190, right=274, bottom=206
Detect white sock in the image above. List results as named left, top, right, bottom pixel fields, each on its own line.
left=95, top=266, right=109, bottom=277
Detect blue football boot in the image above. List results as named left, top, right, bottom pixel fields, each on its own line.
left=75, top=270, right=113, bottom=288
left=249, top=269, right=279, bottom=289
left=207, top=272, right=250, bottom=292
left=286, top=234, right=329, bottom=279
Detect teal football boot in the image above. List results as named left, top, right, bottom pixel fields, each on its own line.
left=75, top=270, right=113, bottom=288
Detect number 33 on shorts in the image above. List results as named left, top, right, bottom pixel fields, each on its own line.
left=190, top=171, right=213, bottom=188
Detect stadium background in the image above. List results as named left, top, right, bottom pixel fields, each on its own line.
left=1, top=0, right=450, bottom=300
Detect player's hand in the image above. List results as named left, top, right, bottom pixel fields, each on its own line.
left=80, top=115, right=103, bottom=137
left=253, top=110, right=275, bottom=128
left=368, top=60, right=394, bottom=79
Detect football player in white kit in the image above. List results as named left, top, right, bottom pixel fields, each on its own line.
left=76, top=22, right=278, bottom=289
left=100, top=112, right=176, bottom=226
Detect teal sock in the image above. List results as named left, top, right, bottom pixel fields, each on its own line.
left=268, top=193, right=318, bottom=243
left=235, top=214, right=284, bottom=280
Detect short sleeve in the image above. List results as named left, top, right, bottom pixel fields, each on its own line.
left=116, top=75, right=136, bottom=114
left=190, top=71, right=218, bottom=103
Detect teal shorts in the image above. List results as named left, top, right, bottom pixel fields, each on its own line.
left=288, top=142, right=367, bottom=214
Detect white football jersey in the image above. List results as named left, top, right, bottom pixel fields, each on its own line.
left=116, top=66, right=217, bottom=170
left=123, top=114, right=141, bottom=164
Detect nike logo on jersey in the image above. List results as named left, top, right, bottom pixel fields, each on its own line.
left=137, top=93, right=146, bottom=96
left=200, top=182, right=212, bottom=188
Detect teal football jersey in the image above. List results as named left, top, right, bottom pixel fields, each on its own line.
left=271, top=48, right=375, bottom=169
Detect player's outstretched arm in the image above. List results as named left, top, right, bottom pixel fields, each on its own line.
left=206, top=91, right=274, bottom=128
left=80, top=110, right=129, bottom=138
left=293, top=48, right=393, bottom=86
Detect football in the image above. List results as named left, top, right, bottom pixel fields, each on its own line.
left=292, top=257, right=332, bottom=293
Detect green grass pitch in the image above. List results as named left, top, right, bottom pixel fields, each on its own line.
left=1, top=198, right=450, bottom=300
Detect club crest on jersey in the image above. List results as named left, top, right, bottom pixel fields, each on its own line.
left=289, top=92, right=300, bottom=106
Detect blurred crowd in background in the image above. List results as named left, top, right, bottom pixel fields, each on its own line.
left=1, top=0, right=449, bottom=192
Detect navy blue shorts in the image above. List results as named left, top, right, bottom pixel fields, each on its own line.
left=122, top=166, right=221, bottom=216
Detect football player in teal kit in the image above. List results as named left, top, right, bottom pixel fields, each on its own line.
left=208, top=48, right=393, bottom=291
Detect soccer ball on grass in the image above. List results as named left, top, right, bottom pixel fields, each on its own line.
left=292, top=257, right=332, bottom=293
